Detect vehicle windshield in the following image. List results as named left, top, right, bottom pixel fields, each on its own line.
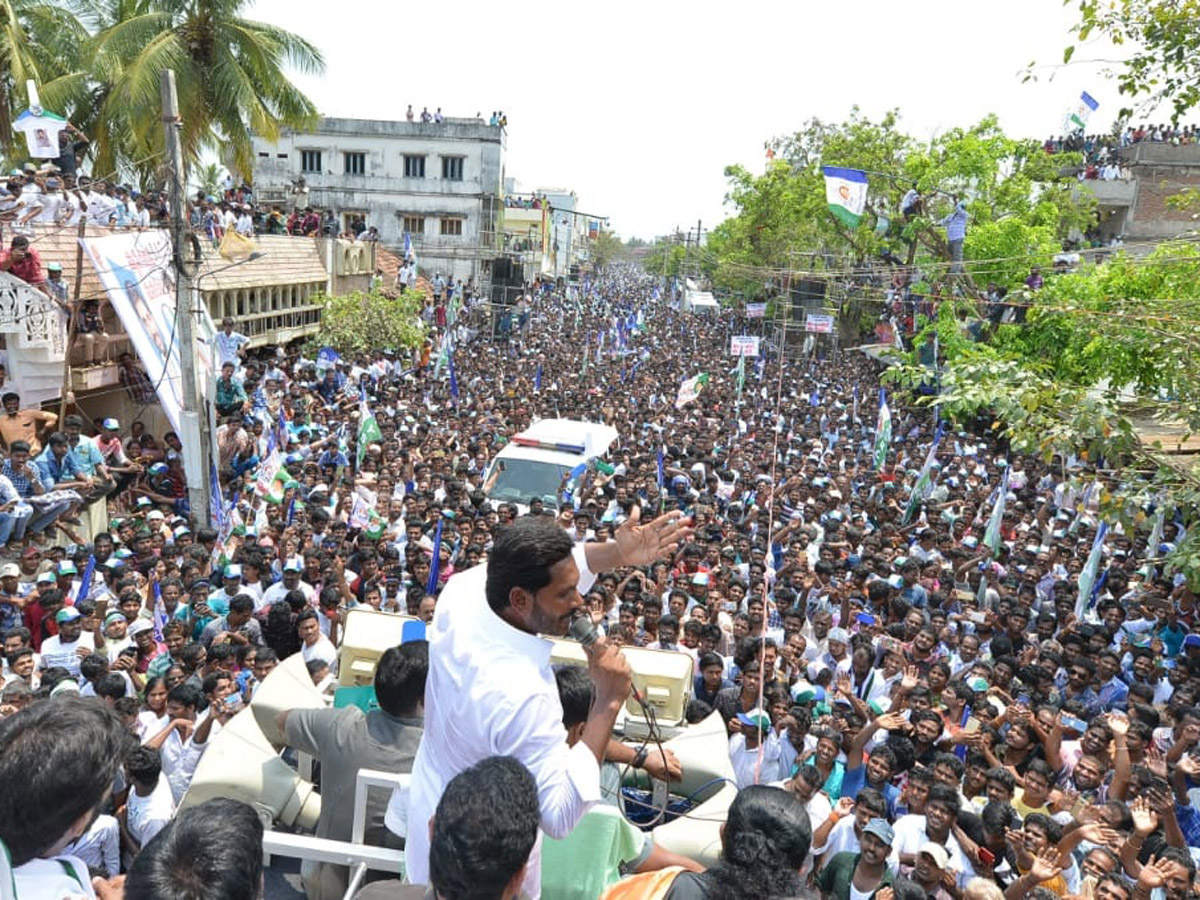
left=485, top=458, right=574, bottom=505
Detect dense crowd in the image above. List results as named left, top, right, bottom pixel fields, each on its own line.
left=0, top=264, right=1195, bottom=900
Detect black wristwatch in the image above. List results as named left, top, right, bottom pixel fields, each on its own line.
left=632, top=746, right=649, bottom=769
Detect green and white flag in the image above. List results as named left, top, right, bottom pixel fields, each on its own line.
left=675, top=373, right=710, bottom=409
left=356, top=389, right=382, bottom=469
left=822, top=166, right=868, bottom=229
left=902, top=422, right=945, bottom=525
left=872, top=388, right=891, bottom=470
left=735, top=354, right=746, bottom=406
left=983, top=467, right=1011, bottom=557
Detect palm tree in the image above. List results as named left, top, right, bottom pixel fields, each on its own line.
left=0, top=0, right=89, bottom=156
left=87, top=0, right=323, bottom=181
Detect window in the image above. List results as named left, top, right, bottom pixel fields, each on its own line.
left=404, top=155, right=426, bottom=178
left=441, top=156, right=464, bottom=181
left=276, top=153, right=288, bottom=159
left=344, top=152, right=366, bottom=176
left=300, top=150, right=322, bottom=173
left=403, top=216, right=425, bottom=235
left=258, top=152, right=269, bottom=158
left=440, top=218, right=463, bottom=236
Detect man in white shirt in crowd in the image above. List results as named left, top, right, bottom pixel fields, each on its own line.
left=396, top=509, right=689, bottom=897
left=39, top=606, right=94, bottom=680
left=0, top=697, right=128, bottom=899
left=119, top=745, right=176, bottom=866
left=298, top=608, right=338, bottom=673
left=147, top=682, right=229, bottom=803
left=213, top=317, right=250, bottom=371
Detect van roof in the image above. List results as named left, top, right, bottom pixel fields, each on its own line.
left=510, top=418, right=618, bottom=457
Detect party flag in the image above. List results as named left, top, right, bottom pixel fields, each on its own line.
left=983, top=466, right=1011, bottom=557
left=356, top=387, right=382, bottom=470
left=675, top=373, right=710, bottom=409
left=902, top=422, right=945, bottom=525
left=822, top=166, right=868, bottom=228
left=1074, top=521, right=1109, bottom=619
left=872, top=388, right=891, bottom=470
left=426, top=516, right=444, bottom=595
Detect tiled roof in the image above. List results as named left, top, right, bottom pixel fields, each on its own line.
left=26, top=222, right=105, bottom=302
left=194, top=234, right=327, bottom=290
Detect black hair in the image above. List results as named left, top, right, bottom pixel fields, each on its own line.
left=126, top=745, right=162, bottom=787
left=985, top=766, right=1016, bottom=791
left=926, top=783, right=960, bottom=814
left=890, top=878, right=931, bottom=900
left=555, top=665, right=594, bottom=730
left=705, top=785, right=811, bottom=900
left=428, top=756, right=540, bottom=900
left=981, top=800, right=1018, bottom=835
left=228, top=594, right=254, bottom=615
left=1024, top=812, right=1062, bottom=843
left=80, top=652, right=110, bottom=682
left=485, top=517, right=574, bottom=613
left=375, top=641, right=428, bottom=717
left=933, top=751, right=965, bottom=780
left=96, top=672, right=128, bottom=700
left=125, top=798, right=263, bottom=900
left=167, top=683, right=202, bottom=710
left=0, top=699, right=129, bottom=865
left=857, top=786, right=886, bottom=815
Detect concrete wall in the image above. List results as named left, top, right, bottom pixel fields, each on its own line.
left=251, top=117, right=505, bottom=282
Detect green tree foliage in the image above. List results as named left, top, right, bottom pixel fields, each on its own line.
left=0, top=0, right=323, bottom=182
left=588, top=229, right=625, bottom=271
left=639, top=240, right=686, bottom=279
left=311, top=290, right=425, bottom=356
left=1063, top=0, right=1200, bottom=122
left=705, top=110, right=1093, bottom=296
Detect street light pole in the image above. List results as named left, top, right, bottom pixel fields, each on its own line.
left=161, top=69, right=213, bottom=524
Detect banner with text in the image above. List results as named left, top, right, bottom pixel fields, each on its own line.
left=730, top=335, right=761, bottom=357
left=745, top=302, right=767, bottom=318
left=805, top=314, right=835, bottom=333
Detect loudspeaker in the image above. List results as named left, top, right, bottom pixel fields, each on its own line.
left=182, top=695, right=321, bottom=830
left=791, top=278, right=826, bottom=319
left=650, top=711, right=739, bottom=867
left=492, top=257, right=512, bottom=281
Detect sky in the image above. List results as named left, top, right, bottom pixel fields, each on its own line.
left=248, top=0, right=1131, bottom=240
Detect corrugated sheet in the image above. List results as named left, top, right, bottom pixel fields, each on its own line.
left=193, top=234, right=328, bottom=290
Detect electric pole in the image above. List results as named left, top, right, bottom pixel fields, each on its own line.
left=162, top=69, right=213, bottom=524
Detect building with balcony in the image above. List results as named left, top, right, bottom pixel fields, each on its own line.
left=1080, top=142, right=1200, bottom=245
left=250, top=117, right=505, bottom=285
left=24, top=225, right=372, bottom=436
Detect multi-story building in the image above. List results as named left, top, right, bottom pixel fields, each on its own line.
left=250, top=116, right=505, bottom=284
left=1082, top=142, right=1200, bottom=246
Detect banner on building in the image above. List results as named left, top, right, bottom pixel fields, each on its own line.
left=805, top=314, right=835, bottom=333
left=730, top=335, right=761, bottom=357
left=81, top=231, right=216, bottom=434
left=746, top=302, right=767, bottom=318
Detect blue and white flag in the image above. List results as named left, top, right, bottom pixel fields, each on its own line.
left=1074, top=521, right=1109, bottom=619
left=448, top=352, right=460, bottom=402
left=426, top=516, right=444, bottom=594
left=983, top=466, right=1011, bottom=556
left=534, top=362, right=542, bottom=393
left=902, top=422, right=945, bottom=525
left=1068, top=91, right=1099, bottom=131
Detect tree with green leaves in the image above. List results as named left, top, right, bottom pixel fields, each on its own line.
left=1062, top=0, right=1200, bottom=122
left=68, top=0, right=323, bottom=182
left=310, top=289, right=426, bottom=357
left=704, top=110, right=1093, bottom=299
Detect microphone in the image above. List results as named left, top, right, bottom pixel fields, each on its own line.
left=568, top=611, right=599, bottom=649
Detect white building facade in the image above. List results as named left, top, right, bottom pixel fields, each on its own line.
left=250, top=117, right=505, bottom=284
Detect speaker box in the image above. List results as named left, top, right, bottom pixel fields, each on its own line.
left=791, top=278, right=826, bottom=319
left=492, top=257, right=512, bottom=281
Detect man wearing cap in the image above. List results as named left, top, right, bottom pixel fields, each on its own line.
left=817, top=817, right=896, bottom=900
left=899, top=842, right=956, bottom=900
left=260, top=557, right=314, bottom=611
left=729, top=706, right=783, bottom=788
left=38, top=606, right=93, bottom=679
left=0, top=234, right=43, bottom=286
left=43, top=261, right=68, bottom=303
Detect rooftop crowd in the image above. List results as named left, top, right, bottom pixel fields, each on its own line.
left=0, top=259, right=1195, bottom=900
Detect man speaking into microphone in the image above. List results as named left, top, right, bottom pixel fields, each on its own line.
left=393, top=507, right=690, bottom=897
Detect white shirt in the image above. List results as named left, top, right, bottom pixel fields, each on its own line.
left=38, top=633, right=95, bottom=678
left=730, top=731, right=782, bottom=789
left=126, top=777, right=176, bottom=848
left=301, top=634, right=338, bottom=672
left=213, top=330, right=250, bottom=369
left=887, top=814, right=977, bottom=888
left=394, top=544, right=601, bottom=898
left=161, top=724, right=206, bottom=803
left=260, top=579, right=314, bottom=611
left=14, top=854, right=94, bottom=899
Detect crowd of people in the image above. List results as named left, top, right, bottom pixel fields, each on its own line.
left=1043, top=123, right=1200, bottom=178
left=0, top=263, right=1195, bottom=900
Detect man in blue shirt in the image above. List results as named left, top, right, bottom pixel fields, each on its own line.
left=35, top=431, right=90, bottom=527
left=940, top=198, right=968, bottom=273
left=1, top=440, right=71, bottom=546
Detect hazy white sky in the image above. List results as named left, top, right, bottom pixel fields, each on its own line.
left=249, top=0, right=1130, bottom=239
